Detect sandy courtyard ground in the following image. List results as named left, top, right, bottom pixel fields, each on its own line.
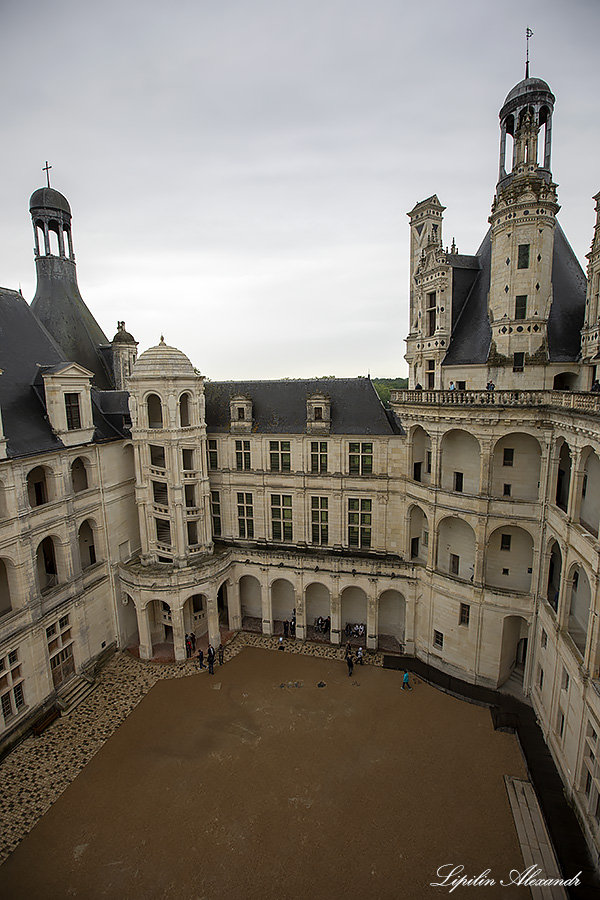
left=0, top=647, right=530, bottom=900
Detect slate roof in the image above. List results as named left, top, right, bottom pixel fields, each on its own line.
left=205, top=379, right=403, bottom=435
left=442, top=231, right=492, bottom=366
left=0, top=287, right=129, bottom=458
left=442, top=223, right=585, bottom=366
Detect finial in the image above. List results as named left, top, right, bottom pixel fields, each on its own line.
left=525, top=27, right=533, bottom=79
left=160, top=334, right=165, bottom=344
left=42, top=161, right=52, bottom=188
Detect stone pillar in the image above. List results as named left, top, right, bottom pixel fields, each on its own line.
left=137, top=602, right=153, bottom=660
left=430, top=434, right=441, bottom=489
left=171, top=604, right=187, bottom=662
left=479, top=439, right=493, bottom=497
left=567, top=448, right=585, bottom=525
left=204, top=589, right=221, bottom=649
left=260, top=568, right=272, bottom=636
left=330, top=580, right=341, bottom=645
left=295, top=577, right=306, bottom=641
left=367, top=579, right=378, bottom=651
left=556, top=561, right=571, bottom=631
left=228, top=579, right=242, bottom=631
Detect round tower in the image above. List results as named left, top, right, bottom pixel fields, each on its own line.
left=126, top=338, right=212, bottom=566
left=111, top=322, right=138, bottom=390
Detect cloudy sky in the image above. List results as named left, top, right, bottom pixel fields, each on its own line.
left=1, top=0, right=599, bottom=379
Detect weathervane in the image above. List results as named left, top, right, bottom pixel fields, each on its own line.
left=42, top=161, right=52, bottom=188
left=525, top=27, right=533, bottom=79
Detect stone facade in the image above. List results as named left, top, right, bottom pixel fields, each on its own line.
left=1, top=68, right=600, bottom=869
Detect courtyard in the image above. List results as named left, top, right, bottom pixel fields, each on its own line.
left=0, top=640, right=531, bottom=899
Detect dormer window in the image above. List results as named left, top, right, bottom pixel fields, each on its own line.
left=65, top=393, right=81, bottom=430
left=230, top=395, right=252, bottom=432
left=314, top=407, right=323, bottom=421
left=306, top=393, right=330, bottom=434
left=238, top=407, right=245, bottom=420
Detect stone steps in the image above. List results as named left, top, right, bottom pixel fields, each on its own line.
left=56, top=674, right=97, bottom=716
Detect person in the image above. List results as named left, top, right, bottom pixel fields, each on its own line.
left=449, top=381, right=456, bottom=391
left=197, top=647, right=204, bottom=669
left=190, top=632, right=196, bottom=652
left=346, top=651, right=354, bottom=677
left=283, top=618, right=289, bottom=637
left=290, top=617, right=296, bottom=637
left=486, top=381, right=495, bottom=391
left=414, top=382, right=422, bottom=390
left=402, top=670, right=412, bottom=691
left=218, top=643, right=224, bottom=665
left=207, top=644, right=215, bottom=675
left=592, top=380, right=600, bottom=393
left=185, top=634, right=192, bottom=658
left=357, top=646, right=364, bottom=665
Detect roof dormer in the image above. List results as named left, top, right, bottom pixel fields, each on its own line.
left=307, top=392, right=331, bottom=434
left=230, top=395, right=253, bottom=433
left=41, top=362, right=95, bottom=446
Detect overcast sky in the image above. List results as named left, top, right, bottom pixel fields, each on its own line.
left=1, top=0, right=599, bottom=379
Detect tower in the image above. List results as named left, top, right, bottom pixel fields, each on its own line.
left=487, top=74, right=560, bottom=372
left=581, top=191, right=600, bottom=382
left=29, top=187, right=113, bottom=389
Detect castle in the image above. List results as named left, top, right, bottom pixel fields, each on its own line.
left=1, top=69, right=600, bottom=866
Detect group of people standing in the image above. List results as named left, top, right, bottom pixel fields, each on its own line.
left=345, top=643, right=364, bottom=676
left=196, top=642, right=225, bottom=674
left=283, top=614, right=296, bottom=637
left=185, top=632, right=196, bottom=657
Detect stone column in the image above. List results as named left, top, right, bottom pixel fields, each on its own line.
left=206, top=589, right=221, bottom=649
left=330, top=580, right=341, bottom=645
left=295, top=575, right=306, bottom=641
left=137, top=602, right=153, bottom=660
left=429, top=433, right=441, bottom=489
left=228, top=579, right=242, bottom=631
left=567, top=448, right=585, bottom=525
left=367, top=579, right=378, bottom=651
left=556, top=561, right=571, bottom=631
left=170, top=603, right=187, bottom=662
left=260, top=568, right=272, bottom=636
left=479, top=438, right=493, bottom=497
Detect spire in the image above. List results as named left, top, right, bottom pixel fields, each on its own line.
left=525, top=28, right=533, bottom=79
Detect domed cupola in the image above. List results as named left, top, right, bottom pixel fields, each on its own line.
left=131, top=337, right=196, bottom=379
left=497, top=74, right=555, bottom=189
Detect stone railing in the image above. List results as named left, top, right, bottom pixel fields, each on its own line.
left=390, top=389, right=600, bottom=415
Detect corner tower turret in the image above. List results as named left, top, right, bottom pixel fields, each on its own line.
left=487, top=74, right=561, bottom=371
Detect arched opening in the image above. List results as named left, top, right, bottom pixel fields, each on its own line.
left=378, top=589, right=405, bottom=653
left=71, top=457, right=89, bottom=492
left=411, top=425, right=431, bottom=484
left=0, top=558, right=13, bottom=617
left=553, top=372, right=577, bottom=391
left=179, top=392, right=191, bottom=427
left=499, top=615, right=529, bottom=686
left=147, top=394, right=163, bottom=429
left=580, top=448, right=600, bottom=537
left=485, top=526, right=534, bottom=592
left=120, top=592, right=139, bottom=651
left=567, top=565, right=591, bottom=658
left=36, top=536, right=59, bottom=592
left=48, top=220, right=61, bottom=255
left=436, top=517, right=475, bottom=581
left=491, top=432, right=541, bottom=500
left=555, top=441, right=572, bottom=512
left=63, top=225, right=72, bottom=259
left=182, top=593, right=208, bottom=647
left=341, top=586, right=367, bottom=642
left=35, top=220, right=46, bottom=255
left=144, top=599, right=175, bottom=659
left=546, top=541, right=562, bottom=612
left=305, top=582, right=330, bottom=642
left=240, top=574, right=262, bottom=632
left=408, top=505, right=429, bottom=563
left=78, top=519, right=97, bottom=569
left=271, top=578, right=295, bottom=634
left=27, top=466, right=52, bottom=507
left=440, top=430, right=480, bottom=494
left=217, top=582, right=230, bottom=628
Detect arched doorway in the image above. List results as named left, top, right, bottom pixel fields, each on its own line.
left=499, top=615, right=529, bottom=687
left=378, top=590, right=406, bottom=653
left=271, top=578, right=295, bottom=635
left=240, top=574, right=262, bottom=632
left=341, top=586, right=367, bottom=642
left=305, top=582, right=330, bottom=642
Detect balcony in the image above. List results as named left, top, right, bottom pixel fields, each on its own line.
left=390, top=389, right=600, bottom=414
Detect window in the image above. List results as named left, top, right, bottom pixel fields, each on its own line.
left=517, top=244, right=530, bottom=269
left=349, top=443, right=373, bottom=475
left=211, top=491, right=221, bottom=537
left=503, top=448, right=514, bottom=466
left=502, top=567, right=510, bottom=576
left=450, top=553, right=460, bottom=576
left=0, top=649, right=25, bottom=723
left=270, top=441, right=291, bottom=473
left=187, top=521, right=198, bottom=546
left=426, top=360, right=435, bottom=389
left=64, top=393, right=81, bottom=430
left=541, top=628, right=547, bottom=649
left=237, top=492, right=254, bottom=539
left=314, top=407, right=323, bottom=421
left=155, top=518, right=171, bottom=545
left=47, top=617, right=74, bottom=689
left=503, top=483, right=512, bottom=497
left=573, top=570, right=579, bottom=591
left=582, top=473, right=588, bottom=498
left=434, top=630, right=444, bottom=650
left=311, top=442, right=328, bottom=473
left=348, top=498, right=372, bottom=549
left=426, top=451, right=432, bottom=474
left=235, top=440, right=251, bottom=471
left=182, top=448, right=195, bottom=471
left=237, top=407, right=245, bottom=420
left=515, top=295, right=527, bottom=319
left=459, top=603, right=470, bottom=626
left=538, top=666, right=544, bottom=690
left=453, top=471, right=464, bottom=492
left=513, top=352, right=525, bottom=372
left=561, top=668, right=570, bottom=692
left=271, top=494, right=292, bottom=541
left=184, top=484, right=196, bottom=508
left=152, top=481, right=168, bottom=506
left=149, top=445, right=166, bottom=468
left=311, top=496, right=328, bottom=545
left=557, top=710, right=565, bottom=739
left=207, top=440, right=218, bottom=470
left=426, top=291, right=436, bottom=336
left=500, top=533, right=511, bottom=551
